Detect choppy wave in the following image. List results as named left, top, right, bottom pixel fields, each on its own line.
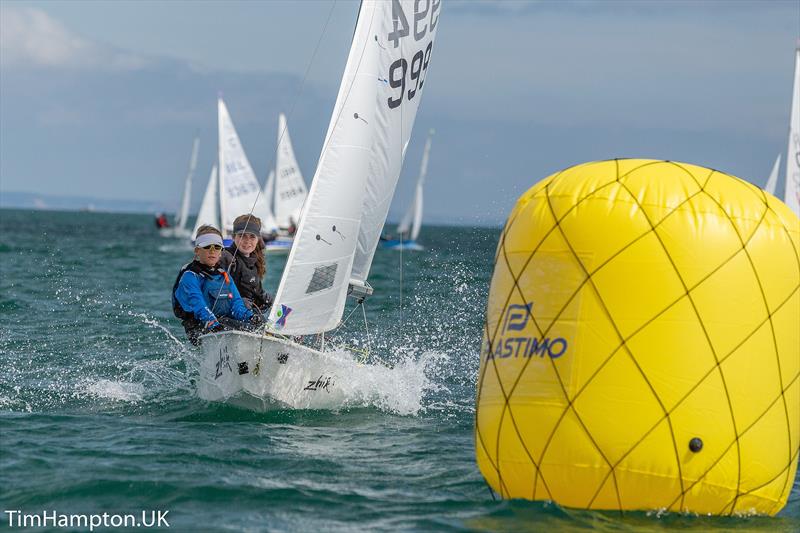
left=1, top=211, right=797, bottom=529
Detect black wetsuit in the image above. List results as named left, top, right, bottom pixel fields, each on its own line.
left=218, top=246, right=273, bottom=312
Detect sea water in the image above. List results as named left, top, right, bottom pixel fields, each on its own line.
left=1, top=209, right=797, bottom=531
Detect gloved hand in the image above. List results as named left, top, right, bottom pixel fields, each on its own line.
left=205, top=319, right=224, bottom=332
left=263, top=292, right=274, bottom=309
left=249, top=312, right=264, bottom=326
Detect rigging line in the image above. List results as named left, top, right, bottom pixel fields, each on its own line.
left=361, top=303, right=372, bottom=361
left=269, top=0, right=338, bottom=199
left=208, top=3, right=337, bottom=320
left=400, top=229, right=404, bottom=330
left=336, top=301, right=363, bottom=332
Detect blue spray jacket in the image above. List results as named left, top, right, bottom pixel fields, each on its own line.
left=173, top=261, right=253, bottom=324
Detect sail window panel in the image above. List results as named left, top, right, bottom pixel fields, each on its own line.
left=306, top=263, right=339, bottom=294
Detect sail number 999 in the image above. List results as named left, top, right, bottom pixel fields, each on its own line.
left=387, top=42, right=433, bottom=109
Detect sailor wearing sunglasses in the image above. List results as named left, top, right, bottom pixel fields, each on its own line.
left=171, top=225, right=262, bottom=345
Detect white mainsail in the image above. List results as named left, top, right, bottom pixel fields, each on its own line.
left=765, top=154, right=781, bottom=196
left=217, top=97, right=277, bottom=233
left=274, top=113, right=308, bottom=228
left=176, top=137, right=200, bottom=231
left=193, top=165, right=219, bottom=237
left=268, top=0, right=441, bottom=335
left=397, top=129, right=433, bottom=241
left=350, top=1, right=440, bottom=282
left=784, top=44, right=800, bottom=217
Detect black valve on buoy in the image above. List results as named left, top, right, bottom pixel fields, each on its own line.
left=689, top=437, right=703, bottom=453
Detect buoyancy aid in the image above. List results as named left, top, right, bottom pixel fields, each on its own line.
left=172, top=261, right=247, bottom=322
left=219, top=246, right=272, bottom=309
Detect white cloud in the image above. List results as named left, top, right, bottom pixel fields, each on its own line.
left=0, top=6, right=148, bottom=70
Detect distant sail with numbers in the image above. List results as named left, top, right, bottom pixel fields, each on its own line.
left=274, top=113, right=308, bottom=229
left=269, top=0, right=441, bottom=335
left=217, top=97, right=278, bottom=234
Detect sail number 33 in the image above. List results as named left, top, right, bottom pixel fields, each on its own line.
left=386, top=0, right=440, bottom=110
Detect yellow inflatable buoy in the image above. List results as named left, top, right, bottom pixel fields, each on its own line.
left=476, top=159, right=800, bottom=515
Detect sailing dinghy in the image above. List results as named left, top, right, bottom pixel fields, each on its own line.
left=764, top=154, right=781, bottom=195
left=783, top=43, right=800, bottom=217
left=188, top=98, right=279, bottom=242
left=197, top=0, right=441, bottom=410
left=383, top=129, right=433, bottom=251
left=160, top=137, right=199, bottom=238
left=192, top=164, right=219, bottom=236
left=265, top=114, right=308, bottom=254
left=263, top=168, right=294, bottom=253
left=217, top=97, right=279, bottom=237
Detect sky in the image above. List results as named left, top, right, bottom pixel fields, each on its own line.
left=0, top=0, right=798, bottom=225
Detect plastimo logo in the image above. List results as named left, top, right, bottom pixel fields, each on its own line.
left=487, top=302, right=569, bottom=360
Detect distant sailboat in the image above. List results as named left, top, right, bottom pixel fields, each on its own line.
left=160, top=137, right=199, bottom=238
left=263, top=169, right=275, bottom=213
left=197, top=0, right=441, bottom=410
left=783, top=44, right=800, bottom=217
left=190, top=98, right=279, bottom=241
left=765, top=154, right=781, bottom=195
left=193, top=164, right=219, bottom=236
left=274, top=113, right=308, bottom=231
left=217, top=97, right=278, bottom=235
left=383, top=129, right=434, bottom=251
left=263, top=114, right=306, bottom=254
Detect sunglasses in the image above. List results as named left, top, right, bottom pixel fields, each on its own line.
left=201, top=244, right=223, bottom=251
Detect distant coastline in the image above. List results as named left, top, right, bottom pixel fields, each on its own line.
left=0, top=190, right=503, bottom=227
left=0, top=190, right=170, bottom=215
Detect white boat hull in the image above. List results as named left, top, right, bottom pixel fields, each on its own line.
left=264, top=238, right=293, bottom=254
left=197, top=331, right=347, bottom=411
left=381, top=239, right=424, bottom=251
left=159, top=227, right=192, bottom=239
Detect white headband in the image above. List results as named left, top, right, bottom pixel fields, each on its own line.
left=195, top=233, right=223, bottom=248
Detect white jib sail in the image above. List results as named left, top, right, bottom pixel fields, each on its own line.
left=269, top=0, right=441, bottom=335
left=193, top=165, right=219, bottom=238
left=350, top=0, right=441, bottom=282
left=176, top=137, right=200, bottom=231
left=274, top=113, right=308, bottom=228
left=784, top=44, right=800, bottom=218
left=217, top=97, right=275, bottom=234
left=397, top=129, right=433, bottom=240
left=264, top=169, right=275, bottom=217
left=765, top=154, right=781, bottom=195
